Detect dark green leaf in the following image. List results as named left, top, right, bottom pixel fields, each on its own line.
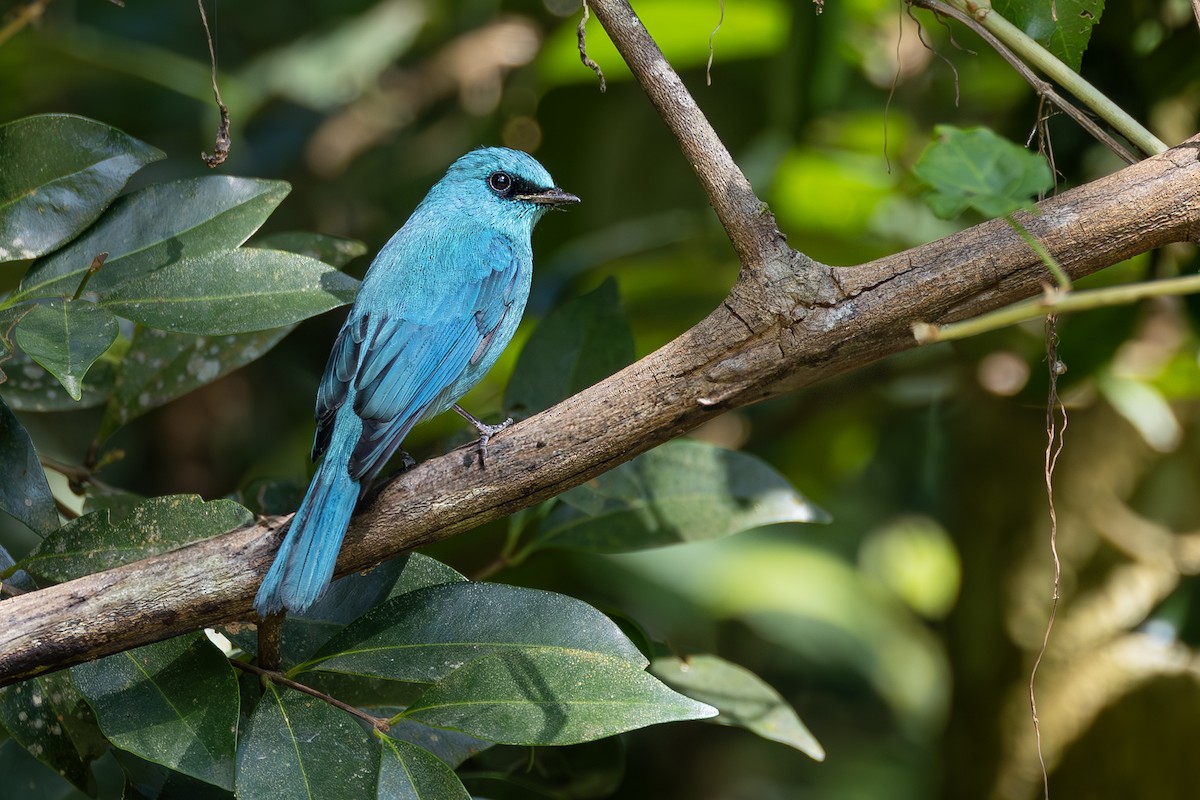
left=377, top=737, right=470, bottom=800
left=0, top=114, right=164, bottom=263
left=0, top=394, right=57, bottom=534
left=0, top=348, right=116, bottom=411
left=101, top=248, right=358, bottom=335
left=235, top=684, right=376, bottom=800
left=529, top=439, right=829, bottom=555
left=651, top=655, right=824, bottom=760
left=20, top=494, right=252, bottom=583
left=96, top=325, right=292, bottom=442
left=381, top=718, right=490, bottom=769
left=913, top=125, right=1053, bottom=219
left=0, top=670, right=106, bottom=792
left=72, top=634, right=239, bottom=790
left=300, top=583, right=647, bottom=681
left=403, top=649, right=717, bottom=745
left=250, top=230, right=368, bottom=268
left=994, top=0, right=1103, bottom=72
left=0, top=738, right=83, bottom=800
left=504, top=277, right=634, bottom=416
left=14, top=300, right=118, bottom=401
left=17, top=176, right=290, bottom=301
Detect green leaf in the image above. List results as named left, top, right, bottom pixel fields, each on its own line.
left=96, top=325, right=292, bottom=442
left=377, top=737, right=470, bottom=800
left=651, top=655, right=825, bottom=760
left=101, top=248, right=359, bottom=335
left=0, top=394, right=57, bottom=534
left=20, top=494, right=252, bottom=583
left=402, top=649, right=717, bottom=745
left=17, top=176, right=291, bottom=301
left=913, top=125, right=1054, bottom=220
left=993, top=0, right=1103, bottom=72
left=381, top=718, right=490, bottom=769
left=300, top=582, right=647, bottom=681
left=0, top=347, right=116, bottom=411
left=13, top=300, right=118, bottom=401
left=0, top=114, right=164, bottom=263
left=0, top=671, right=107, bottom=792
left=235, top=684, right=376, bottom=800
left=0, top=739, right=84, bottom=800
left=250, top=230, right=369, bottom=268
left=72, top=633, right=239, bottom=789
left=505, top=277, right=635, bottom=416
left=528, top=439, right=829, bottom=555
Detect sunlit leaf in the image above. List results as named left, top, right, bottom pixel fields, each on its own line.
left=300, top=582, right=646, bottom=680
left=0, top=394, right=57, bottom=535
left=20, top=494, right=252, bottom=583
left=994, top=0, right=1103, bottom=72
left=101, top=248, right=358, bottom=335
left=402, top=649, right=717, bottom=745
left=528, top=439, right=829, bottom=555
left=913, top=125, right=1053, bottom=219
left=72, top=634, right=239, bottom=790
left=377, top=737, right=470, bottom=800
left=13, top=300, right=118, bottom=401
left=17, top=176, right=291, bottom=301
left=236, top=684, right=376, bottom=800
left=651, top=654, right=824, bottom=760
left=0, top=114, right=163, bottom=263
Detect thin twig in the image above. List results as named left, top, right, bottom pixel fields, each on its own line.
left=911, top=0, right=1140, bottom=165
left=229, top=658, right=391, bottom=733
left=0, top=0, right=51, bottom=48
left=578, top=0, right=607, bottom=93
left=1193, top=0, right=1200, bottom=34
left=197, top=0, right=231, bottom=167
left=39, top=455, right=119, bottom=494
left=705, top=0, right=724, bottom=86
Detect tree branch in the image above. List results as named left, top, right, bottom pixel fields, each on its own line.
left=2, top=0, right=1199, bottom=687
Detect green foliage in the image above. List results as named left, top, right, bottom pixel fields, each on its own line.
left=994, top=0, right=1104, bottom=72
left=913, top=125, right=1054, bottom=219
left=0, top=395, right=56, bottom=534
left=14, top=299, right=118, bottom=401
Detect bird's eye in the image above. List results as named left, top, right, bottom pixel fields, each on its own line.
left=487, top=171, right=513, bottom=196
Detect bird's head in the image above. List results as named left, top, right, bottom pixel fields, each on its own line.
left=432, top=147, right=579, bottom=234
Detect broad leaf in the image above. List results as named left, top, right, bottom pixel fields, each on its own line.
left=994, top=0, right=1103, bottom=72
left=381, top=718, right=491, bottom=769
left=17, top=176, right=290, bottom=301
left=236, top=684, right=376, bottom=800
left=0, top=671, right=106, bottom=792
left=250, top=230, right=368, bottom=268
left=529, top=439, right=829, bottom=555
left=0, top=739, right=85, bottom=800
left=0, top=394, right=57, bottom=534
left=402, top=649, right=717, bottom=745
left=72, top=634, right=239, bottom=790
left=20, top=494, right=252, bottom=583
left=505, top=277, right=635, bottom=416
left=96, top=325, right=292, bottom=442
left=651, top=655, right=825, bottom=760
left=14, top=300, right=118, bottom=401
left=913, top=125, right=1053, bottom=220
left=0, top=114, right=163, bottom=263
left=300, top=582, right=647, bottom=680
left=0, top=347, right=116, bottom=411
left=377, top=737, right=470, bottom=800
left=101, top=248, right=358, bottom=335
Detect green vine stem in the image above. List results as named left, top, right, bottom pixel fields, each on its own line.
left=940, top=0, right=1169, bottom=156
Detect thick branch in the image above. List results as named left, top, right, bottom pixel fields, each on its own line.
left=2, top=1, right=1199, bottom=687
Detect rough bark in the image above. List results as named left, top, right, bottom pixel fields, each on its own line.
left=2, top=0, right=1199, bottom=687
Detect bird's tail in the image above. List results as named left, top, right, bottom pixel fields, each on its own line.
left=254, top=447, right=358, bottom=617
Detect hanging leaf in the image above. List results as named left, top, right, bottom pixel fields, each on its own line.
left=17, top=176, right=290, bottom=301
left=913, top=125, right=1053, bottom=220
left=0, top=394, right=57, bottom=534
left=19, top=494, right=252, bottom=583
left=101, top=248, right=358, bottom=335
left=402, top=649, right=717, bottom=745
left=528, top=439, right=829, bottom=555
left=0, top=114, right=164, bottom=263
left=72, top=633, right=239, bottom=790
left=13, top=300, right=119, bottom=401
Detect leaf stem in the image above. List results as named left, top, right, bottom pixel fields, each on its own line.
left=229, top=657, right=392, bottom=733
left=913, top=273, right=1200, bottom=343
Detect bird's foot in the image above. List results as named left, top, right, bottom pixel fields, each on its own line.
left=454, top=404, right=514, bottom=464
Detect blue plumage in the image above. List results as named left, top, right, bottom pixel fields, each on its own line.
left=255, top=148, right=578, bottom=616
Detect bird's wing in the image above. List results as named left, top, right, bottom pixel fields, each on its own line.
left=311, top=232, right=523, bottom=484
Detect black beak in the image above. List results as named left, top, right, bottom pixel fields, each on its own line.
left=517, top=186, right=581, bottom=206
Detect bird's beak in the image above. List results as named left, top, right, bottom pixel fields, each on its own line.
left=517, top=186, right=581, bottom=206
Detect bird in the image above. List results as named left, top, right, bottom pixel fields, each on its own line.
left=255, top=147, right=579, bottom=616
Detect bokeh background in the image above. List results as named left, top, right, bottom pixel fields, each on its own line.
left=3, top=0, right=1200, bottom=797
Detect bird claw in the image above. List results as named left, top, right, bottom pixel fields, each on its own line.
left=454, top=405, right=513, bottom=465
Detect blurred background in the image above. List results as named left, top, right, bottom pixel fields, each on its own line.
left=2, top=0, right=1200, bottom=797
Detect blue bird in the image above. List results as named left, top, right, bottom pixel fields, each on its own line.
left=255, top=148, right=578, bottom=616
